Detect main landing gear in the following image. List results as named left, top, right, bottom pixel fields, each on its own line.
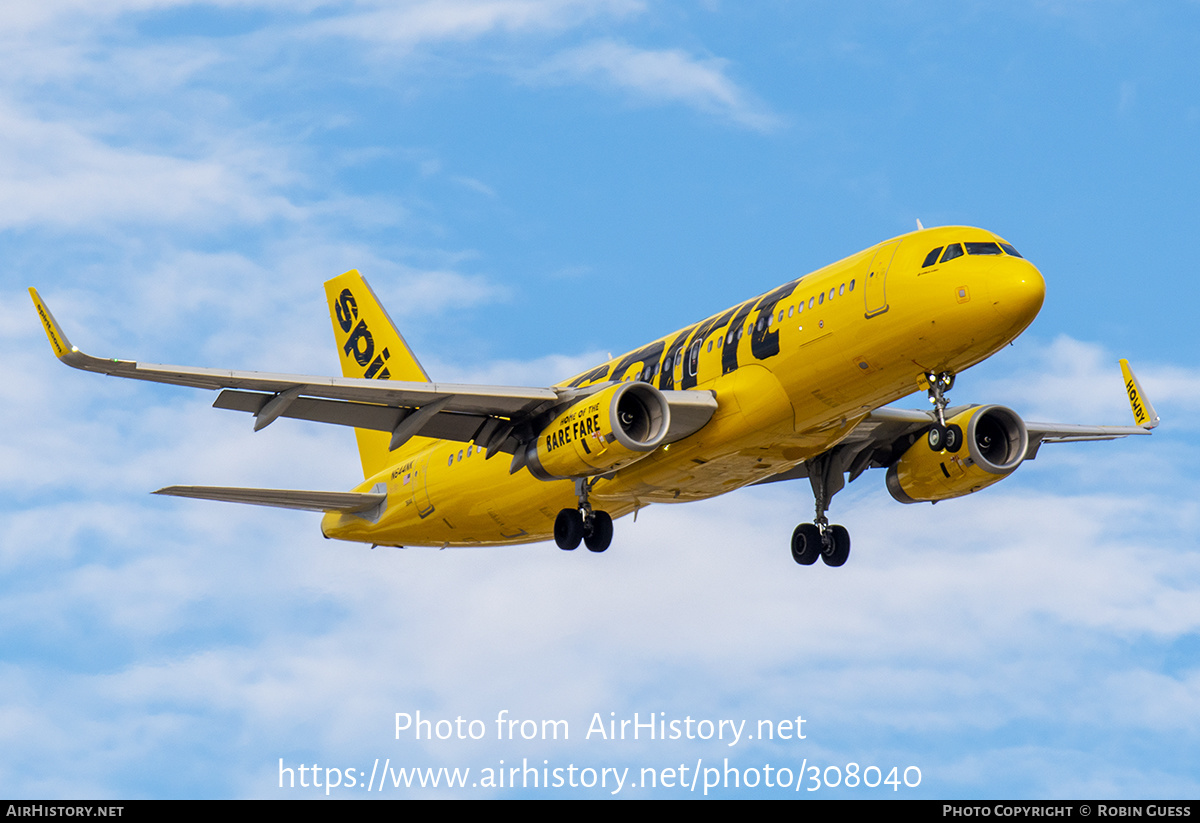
left=791, top=522, right=850, bottom=567
left=790, top=450, right=852, bottom=567
left=554, top=478, right=613, bottom=553
left=924, top=371, right=962, bottom=453
left=788, top=370, right=962, bottom=567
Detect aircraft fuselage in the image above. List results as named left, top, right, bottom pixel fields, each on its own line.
left=321, top=226, right=1046, bottom=547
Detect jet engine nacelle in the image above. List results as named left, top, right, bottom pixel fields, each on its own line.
left=526, top=382, right=670, bottom=481
left=886, top=404, right=1029, bottom=504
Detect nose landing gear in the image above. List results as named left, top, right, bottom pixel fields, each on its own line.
left=924, top=371, right=962, bottom=453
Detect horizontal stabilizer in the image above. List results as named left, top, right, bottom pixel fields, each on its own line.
left=153, top=485, right=385, bottom=513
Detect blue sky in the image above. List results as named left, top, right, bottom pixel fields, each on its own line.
left=2, top=0, right=1199, bottom=799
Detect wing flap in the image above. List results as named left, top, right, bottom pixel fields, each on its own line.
left=215, top=389, right=406, bottom=432
left=1025, top=422, right=1153, bottom=442
left=214, top=389, right=497, bottom=444
left=659, top=389, right=719, bottom=444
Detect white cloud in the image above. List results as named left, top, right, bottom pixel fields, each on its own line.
left=4, top=470, right=1200, bottom=796
left=430, top=350, right=607, bottom=386
left=963, top=334, right=1196, bottom=428
left=538, top=39, right=781, bottom=131
left=3, top=0, right=1196, bottom=799
left=303, top=0, right=644, bottom=47
left=0, top=103, right=305, bottom=231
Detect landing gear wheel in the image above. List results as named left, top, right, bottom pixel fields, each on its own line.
left=927, top=424, right=947, bottom=451
left=821, top=525, right=851, bottom=567
left=944, top=424, right=963, bottom=453
left=554, top=508, right=583, bottom=551
left=584, top=511, right=613, bottom=553
left=791, top=523, right=822, bottom=565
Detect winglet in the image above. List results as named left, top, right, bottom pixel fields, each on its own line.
left=1119, top=359, right=1159, bottom=429
left=28, top=288, right=129, bottom=376
left=29, top=287, right=77, bottom=361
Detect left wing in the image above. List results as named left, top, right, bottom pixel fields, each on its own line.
left=30, top=289, right=715, bottom=455
left=757, top=362, right=1158, bottom=486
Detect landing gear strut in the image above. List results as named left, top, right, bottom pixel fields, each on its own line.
left=554, top=478, right=613, bottom=553
left=924, top=371, right=962, bottom=453
left=790, top=451, right=852, bottom=567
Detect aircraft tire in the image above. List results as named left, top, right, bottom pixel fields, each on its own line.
left=821, top=525, right=851, bottom=567
left=584, top=511, right=613, bottom=553
left=555, top=508, right=583, bottom=551
left=927, top=424, right=946, bottom=451
left=791, top=523, right=821, bottom=565
left=944, top=424, right=963, bottom=453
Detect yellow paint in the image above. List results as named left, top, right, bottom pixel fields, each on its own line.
left=321, top=225, right=1047, bottom=547
left=1120, top=358, right=1159, bottom=428
left=886, top=405, right=1021, bottom=503
left=529, top=383, right=666, bottom=480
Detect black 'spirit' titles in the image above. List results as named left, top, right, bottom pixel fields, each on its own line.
left=335, top=288, right=391, bottom=380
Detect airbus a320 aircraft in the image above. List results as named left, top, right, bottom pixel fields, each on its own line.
left=31, top=226, right=1158, bottom=567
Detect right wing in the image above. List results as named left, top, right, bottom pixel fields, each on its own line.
left=31, top=286, right=558, bottom=455
left=30, top=289, right=715, bottom=456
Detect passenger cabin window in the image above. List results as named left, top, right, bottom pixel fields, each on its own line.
left=965, top=241, right=1003, bottom=255
left=922, top=247, right=944, bottom=267
left=939, top=244, right=964, bottom=263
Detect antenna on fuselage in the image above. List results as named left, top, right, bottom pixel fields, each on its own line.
left=916, top=219, right=925, bottom=230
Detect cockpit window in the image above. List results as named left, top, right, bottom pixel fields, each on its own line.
left=939, top=243, right=964, bottom=263
left=965, top=241, right=1003, bottom=256
left=922, top=247, right=943, bottom=267
left=998, top=242, right=1023, bottom=258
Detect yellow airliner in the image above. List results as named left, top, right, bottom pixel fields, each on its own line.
left=31, top=226, right=1158, bottom=566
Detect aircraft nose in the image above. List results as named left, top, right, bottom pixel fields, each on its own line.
left=990, top=260, right=1046, bottom=328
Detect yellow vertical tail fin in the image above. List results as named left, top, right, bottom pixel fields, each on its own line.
left=324, top=270, right=431, bottom=478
